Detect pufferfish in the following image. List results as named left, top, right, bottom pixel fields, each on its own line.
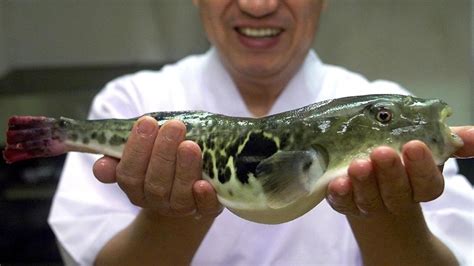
left=3, top=94, right=463, bottom=224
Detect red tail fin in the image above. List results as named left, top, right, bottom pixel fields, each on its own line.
left=3, top=116, right=67, bottom=163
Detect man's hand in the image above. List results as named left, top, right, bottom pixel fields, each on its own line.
left=325, top=126, right=474, bottom=266
left=326, top=140, right=443, bottom=217
left=326, top=126, right=474, bottom=217
left=92, top=116, right=222, bottom=219
left=451, top=126, right=474, bottom=158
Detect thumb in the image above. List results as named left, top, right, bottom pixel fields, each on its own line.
left=451, top=126, right=474, bottom=158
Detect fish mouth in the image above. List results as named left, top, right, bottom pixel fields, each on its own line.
left=439, top=105, right=464, bottom=158
left=440, top=105, right=453, bottom=123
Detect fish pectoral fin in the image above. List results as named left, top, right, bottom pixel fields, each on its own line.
left=255, top=149, right=328, bottom=209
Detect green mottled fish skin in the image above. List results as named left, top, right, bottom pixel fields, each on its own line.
left=51, top=94, right=462, bottom=223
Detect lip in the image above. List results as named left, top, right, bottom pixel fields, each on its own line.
left=234, top=24, right=285, bottom=50
left=235, top=29, right=282, bottom=49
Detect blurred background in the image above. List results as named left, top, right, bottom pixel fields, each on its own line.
left=0, top=0, right=472, bottom=264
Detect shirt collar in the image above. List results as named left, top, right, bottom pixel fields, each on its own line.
left=201, top=48, right=251, bottom=117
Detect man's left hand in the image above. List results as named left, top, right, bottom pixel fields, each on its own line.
left=326, top=126, right=474, bottom=218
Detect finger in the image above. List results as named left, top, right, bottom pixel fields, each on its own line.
left=451, top=126, right=474, bottom=158
left=348, top=159, right=385, bottom=217
left=116, top=116, right=158, bottom=206
left=193, top=180, right=223, bottom=218
left=326, top=176, right=359, bottom=216
left=144, top=120, right=186, bottom=209
left=93, top=156, right=120, bottom=183
left=371, top=146, right=412, bottom=215
left=402, top=141, right=444, bottom=202
left=169, top=141, right=202, bottom=215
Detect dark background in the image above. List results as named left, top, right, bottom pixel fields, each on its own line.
left=0, top=65, right=153, bottom=264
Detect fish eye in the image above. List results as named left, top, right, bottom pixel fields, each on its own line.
left=375, top=108, right=392, bottom=123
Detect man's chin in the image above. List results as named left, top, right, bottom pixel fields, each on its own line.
left=235, top=62, right=286, bottom=80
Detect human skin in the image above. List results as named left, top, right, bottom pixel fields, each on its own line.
left=194, top=0, right=326, bottom=116
left=93, top=1, right=469, bottom=265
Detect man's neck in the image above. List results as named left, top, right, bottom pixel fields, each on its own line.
left=233, top=77, right=288, bottom=117
left=217, top=50, right=307, bottom=117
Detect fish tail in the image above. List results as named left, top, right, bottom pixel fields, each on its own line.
left=3, top=116, right=68, bottom=163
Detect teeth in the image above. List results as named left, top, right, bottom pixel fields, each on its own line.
left=238, top=27, right=281, bottom=38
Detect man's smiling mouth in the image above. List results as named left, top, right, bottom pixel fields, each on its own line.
left=236, top=27, right=283, bottom=38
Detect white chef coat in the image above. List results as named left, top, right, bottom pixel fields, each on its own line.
left=48, top=48, right=474, bottom=266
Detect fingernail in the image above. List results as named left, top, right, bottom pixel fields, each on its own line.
left=351, top=159, right=370, bottom=181
left=376, top=157, right=395, bottom=168
left=372, top=147, right=397, bottom=168
left=164, top=123, right=183, bottom=142
left=337, top=187, right=349, bottom=196
left=406, top=146, right=425, bottom=161
left=179, top=147, right=195, bottom=168
left=137, top=117, right=156, bottom=136
left=355, top=173, right=368, bottom=182
left=335, top=179, right=350, bottom=196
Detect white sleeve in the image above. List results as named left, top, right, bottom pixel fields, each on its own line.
left=423, top=159, right=474, bottom=266
left=48, top=76, right=145, bottom=265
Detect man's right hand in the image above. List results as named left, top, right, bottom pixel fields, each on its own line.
left=92, top=116, right=222, bottom=219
